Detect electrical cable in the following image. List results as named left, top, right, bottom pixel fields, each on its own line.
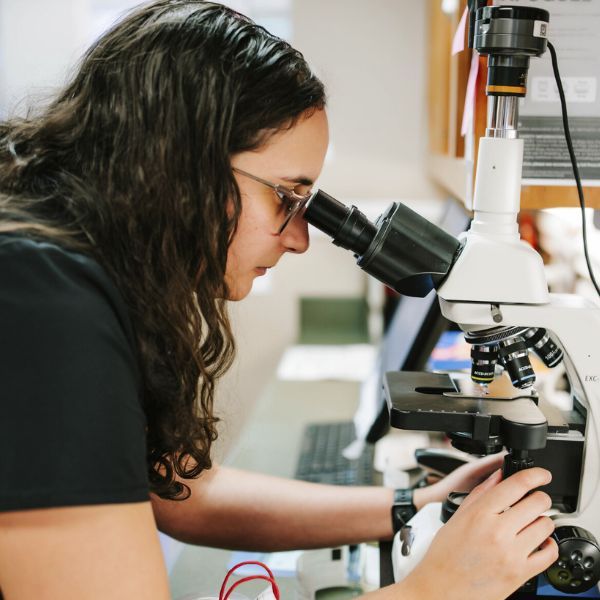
left=547, top=40, right=600, bottom=299
left=219, top=561, right=280, bottom=600
left=222, top=575, right=279, bottom=600
left=219, top=561, right=276, bottom=599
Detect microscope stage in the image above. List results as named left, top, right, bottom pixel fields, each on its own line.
left=384, top=371, right=549, bottom=451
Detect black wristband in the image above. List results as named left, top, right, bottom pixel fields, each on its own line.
left=391, top=488, right=417, bottom=533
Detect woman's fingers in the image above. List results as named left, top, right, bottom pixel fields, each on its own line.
left=500, top=490, right=552, bottom=533
left=475, top=468, right=552, bottom=514
left=526, top=536, right=560, bottom=576
left=458, top=468, right=503, bottom=511
left=517, top=515, right=556, bottom=554
left=450, top=453, right=506, bottom=490
left=468, top=452, right=506, bottom=478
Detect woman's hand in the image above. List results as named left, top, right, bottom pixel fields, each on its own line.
left=413, top=452, right=505, bottom=509
left=403, top=467, right=558, bottom=600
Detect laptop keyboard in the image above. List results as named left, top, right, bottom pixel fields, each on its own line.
left=295, top=421, right=376, bottom=486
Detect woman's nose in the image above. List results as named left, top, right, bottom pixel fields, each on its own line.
left=280, top=214, right=310, bottom=254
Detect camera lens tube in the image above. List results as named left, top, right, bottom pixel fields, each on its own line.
left=523, top=328, right=563, bottom=368
left=470, top=343, right=499, bottom=385
left=475, top=6, right=549, bottom=97
left=498, top=336, right=536, bottom=388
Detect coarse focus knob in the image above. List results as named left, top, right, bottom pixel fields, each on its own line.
left=502, top=451, right=533, bottom=478
left=546, top=526, right=600, bottom=594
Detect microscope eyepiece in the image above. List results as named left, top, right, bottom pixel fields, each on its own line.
left=304, top=191, right=376, bottom=256
left=303, top=191, right=461, bottom=298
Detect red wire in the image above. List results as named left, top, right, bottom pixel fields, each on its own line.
left=219, top=561, right=279, bottom=600
left=222, top=575, right=280, bottom=600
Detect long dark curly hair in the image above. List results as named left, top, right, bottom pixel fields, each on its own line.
left=0, top=0, right=326, bottom=499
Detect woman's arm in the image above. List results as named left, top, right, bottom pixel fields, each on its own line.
left=152, top=464, right=395, bottom=550
left=151, top=453, right=505, bottom=551
left=0, top=502, right=170, bottom=600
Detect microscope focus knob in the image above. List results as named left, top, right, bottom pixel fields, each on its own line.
left=546, top=526, right=600, bottom=594
left=502, top=451, right=533, bottom=478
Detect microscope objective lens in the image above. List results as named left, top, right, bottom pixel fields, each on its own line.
left=498, top=336, right=536, bottom=389
left=470, top=343, right=499, bottom=385
left=523, top=328, right=564, bottom=368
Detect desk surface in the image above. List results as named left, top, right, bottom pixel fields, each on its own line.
left=168, top=378, right=362, bottom=599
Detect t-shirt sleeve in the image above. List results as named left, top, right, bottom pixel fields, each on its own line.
left=0, top=236, right=149, bottom=511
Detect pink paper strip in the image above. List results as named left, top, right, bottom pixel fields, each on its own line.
left=461, top=52, right=480, bottom=137
left=452, top=6, right=468, bottom=55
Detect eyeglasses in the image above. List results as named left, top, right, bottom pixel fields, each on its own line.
left=232, top=167, right=313, bottom=234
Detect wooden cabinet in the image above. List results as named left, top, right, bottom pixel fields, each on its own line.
left=427, top=0, right=600, bottom=209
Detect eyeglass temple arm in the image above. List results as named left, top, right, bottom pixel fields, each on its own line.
left=232, top=167, right=280, bottom=191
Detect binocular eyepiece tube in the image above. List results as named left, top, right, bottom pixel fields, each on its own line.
left=303, top=190, right=461, bottom=298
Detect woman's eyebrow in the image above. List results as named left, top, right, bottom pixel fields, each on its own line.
left=281, top=175, right=314, bottom=186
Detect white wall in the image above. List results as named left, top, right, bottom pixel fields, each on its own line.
left=0, top=0, right=92, bottom=117
left=292, top=0, right=441, bottom=200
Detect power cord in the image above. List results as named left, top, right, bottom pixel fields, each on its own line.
left=219, top=561, right=280, bottom=600
left=223, top=576, right=277, bottom=600
left=547, top=40, right=600, bottom=299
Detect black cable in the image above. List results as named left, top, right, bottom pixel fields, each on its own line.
left=547, top=41, right=600, bottom=298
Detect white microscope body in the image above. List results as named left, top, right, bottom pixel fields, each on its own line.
left=391, top=87, right=600, bottom=598
left=389, top=6, right=600, bottom=593
left=447, top=121, right=599, bottom=550
left=440, top=123, right=600, bottom=541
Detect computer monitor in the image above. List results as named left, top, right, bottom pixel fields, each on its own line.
left=362, top=198, right=471, bottom=443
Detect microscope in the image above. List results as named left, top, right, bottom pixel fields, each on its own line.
left=302, top=4, right=600, bottom=598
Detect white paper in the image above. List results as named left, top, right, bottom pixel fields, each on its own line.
left=276, top=344, right=377, bottom=381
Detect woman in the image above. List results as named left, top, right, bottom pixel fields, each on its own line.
left=0, top=2, right=557, bottom=598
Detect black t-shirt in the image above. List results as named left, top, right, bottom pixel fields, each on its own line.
left=0, top=234, right=149, bottom=511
